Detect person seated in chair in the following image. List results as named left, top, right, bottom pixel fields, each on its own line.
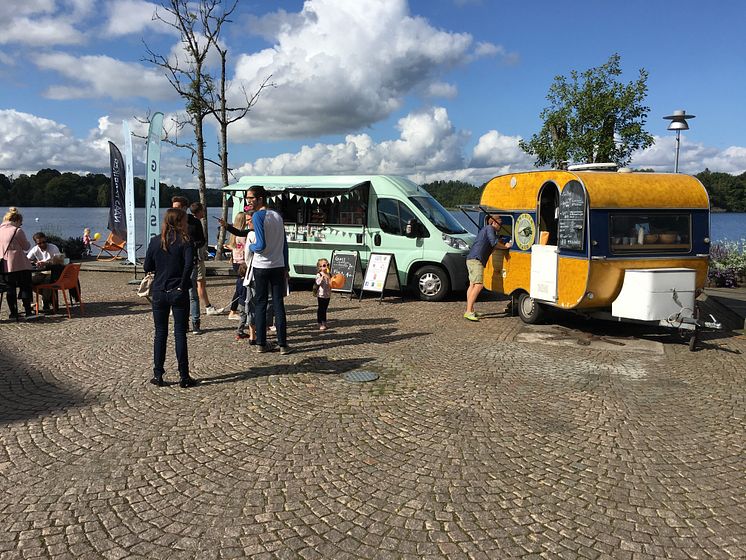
left=27, top=232, right=63, bottom=311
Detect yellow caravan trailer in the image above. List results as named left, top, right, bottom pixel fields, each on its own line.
left=470, top=166, right=721, bottom=348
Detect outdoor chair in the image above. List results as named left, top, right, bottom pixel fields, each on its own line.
left=33, top=263, right=84, bottom=319
left=93, top=232, right=127, bottom=261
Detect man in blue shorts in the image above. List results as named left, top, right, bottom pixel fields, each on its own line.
left=464, top=215, right=512, bottom=321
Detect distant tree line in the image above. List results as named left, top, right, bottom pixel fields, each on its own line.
left=0, top=168, right=225, bottom=209
left=695, top=170, right=746, bottom=212
left=1, top=168, right=744, bottom=212
left=421, top=180, right=484, bottom=208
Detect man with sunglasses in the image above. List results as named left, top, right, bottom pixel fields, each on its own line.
left=27, top=232, right=63, bottom=312
left=219, top=185, right=291, bottom=354
left=464, top=215, right=512, bottom=321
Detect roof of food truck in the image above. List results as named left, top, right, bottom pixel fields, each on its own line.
left=223, top=175, right=421, bottom=195
left=481, top=170, right=709, bottom=210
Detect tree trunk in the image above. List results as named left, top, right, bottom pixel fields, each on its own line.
left=215, top=53, right=230, bottom=261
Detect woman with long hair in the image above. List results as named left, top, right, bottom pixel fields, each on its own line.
left=143, top=208, right=197, bottom=388
left=0, top=207, right=34, bottom=320
left=225, top=211, right=247, bottom=319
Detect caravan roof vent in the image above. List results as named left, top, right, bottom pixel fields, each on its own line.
left=567, top=163, right=618, bottom=172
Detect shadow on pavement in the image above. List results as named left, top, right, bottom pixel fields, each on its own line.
left=0, top=346, right=89, bottom=424
left=199, top=356, right=376, bottom=386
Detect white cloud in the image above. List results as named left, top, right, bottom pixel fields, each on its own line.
left=470, top=130, right=533, bottom=168
left=229, top=0, right=476, bottom=141
left=628, top=135, right=746, bottom=174
left=425, top=82, right=458, bottom=99
left=0, top=109, right=107, bottom=173
left=104, top=0, right=163, bottom=37
left=0, top=16, right=84, bottom=46
left=235, top=106, right=468, bottom=176
left=0, top=0, right=93, bottom=46
left=31, top=52, right=175, bottom=101
left=102, top=0, right=165, bottom=37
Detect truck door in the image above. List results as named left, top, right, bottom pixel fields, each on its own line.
left=368, top=198, right=424, bottom=284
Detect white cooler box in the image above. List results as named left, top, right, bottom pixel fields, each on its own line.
left=612, top=268, right=696, bottom=322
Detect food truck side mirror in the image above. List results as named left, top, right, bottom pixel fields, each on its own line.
left=406, top=218, right=423, bottom=238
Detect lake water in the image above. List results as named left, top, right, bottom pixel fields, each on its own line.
left=12, top=207, right=746, bottom=249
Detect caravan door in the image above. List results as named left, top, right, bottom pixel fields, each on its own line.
left=530, top=244, right=558, bottom=302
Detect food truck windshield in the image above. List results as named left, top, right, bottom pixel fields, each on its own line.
left=410, top=196, right=467, bottom=234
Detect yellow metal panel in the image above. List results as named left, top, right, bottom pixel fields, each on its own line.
left=578, top=258, right=709, bottom=309
left=484, top=250, right=530, bottom=294
left=576, top=172, right=709, bottom=209
left=557, top=257, right=589, bottom=308
left=481, top=170, right=709, bottom=211
left=481, top=171, right=575, bottom=211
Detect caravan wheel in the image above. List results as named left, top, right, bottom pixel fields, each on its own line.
left=517, top=292, right=544, bottom=324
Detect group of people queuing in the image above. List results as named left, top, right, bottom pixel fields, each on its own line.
left=145, top=186, right=332, bottom=389
left=1, top=207, right=68, bottom=319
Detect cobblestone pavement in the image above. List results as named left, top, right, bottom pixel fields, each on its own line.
left=1, top=271, right=744, bottom=559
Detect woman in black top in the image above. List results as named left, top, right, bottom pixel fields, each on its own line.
left=144, top=208, right=197, bottom=388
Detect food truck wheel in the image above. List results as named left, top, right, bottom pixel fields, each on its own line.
left=414, top=265, right=450, bottom=302
left=517, top=292, right=544, bottom=324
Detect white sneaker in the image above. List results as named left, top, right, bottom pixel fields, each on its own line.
left=205, top=305, right=218, bottom=316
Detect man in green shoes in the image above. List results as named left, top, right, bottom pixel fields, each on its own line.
left=464, top=215, right=512, bottom=321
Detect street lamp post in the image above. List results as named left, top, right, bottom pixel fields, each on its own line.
left=663, top=110, right=695, bottom=173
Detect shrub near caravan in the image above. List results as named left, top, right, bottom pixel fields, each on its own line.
left=223, top=176, right=475, bottom=301
left=463, top=165, right=721, bottom=349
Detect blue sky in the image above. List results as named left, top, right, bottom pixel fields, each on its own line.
left=1, top=0, right=744, bottom=190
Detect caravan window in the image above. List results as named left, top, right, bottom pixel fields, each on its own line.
left=377, top=199, right=417, bottom=236
left=609, top=213, right=691, bottom=253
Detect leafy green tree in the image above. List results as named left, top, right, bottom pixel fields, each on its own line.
left=519, top=54, right=654, bottom=169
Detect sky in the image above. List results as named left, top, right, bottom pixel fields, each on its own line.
left=1, top=0, right=745, bottom=191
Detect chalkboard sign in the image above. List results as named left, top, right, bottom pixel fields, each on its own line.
left=330, top=250, right=363, bottom=293
left=557, top=180, right=586, bottom=251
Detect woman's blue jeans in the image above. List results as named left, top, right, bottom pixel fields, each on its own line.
left=152, top=290, right=190, bottom=380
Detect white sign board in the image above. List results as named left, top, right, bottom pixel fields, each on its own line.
left=360, top=253, right=401, bottom=302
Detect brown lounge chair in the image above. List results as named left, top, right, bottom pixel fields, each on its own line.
left=92, top=232, right=126, bottom=261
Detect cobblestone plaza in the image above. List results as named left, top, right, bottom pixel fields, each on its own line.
left=1, top=272, right=744, bottom=559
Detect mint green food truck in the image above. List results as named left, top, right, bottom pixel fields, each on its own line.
left=222, top=175, right=475, bottom=301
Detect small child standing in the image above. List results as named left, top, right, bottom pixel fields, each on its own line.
left=82, top=228, right=92, bottom=256
left=314, top=258, right=331, bottom=330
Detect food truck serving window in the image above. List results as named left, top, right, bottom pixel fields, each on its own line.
left=278, top=183, right=369, bottom=225
left=609, top=213, right=691, bottom=253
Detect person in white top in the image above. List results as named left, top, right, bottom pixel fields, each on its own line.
left=27, top=232, right=63, bottom=311
left=219, top=185, right=290, bottom=354
left=27, top=232, right=62, bottom=268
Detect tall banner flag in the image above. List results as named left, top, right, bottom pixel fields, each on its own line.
left=108, top=142, right=127, bottom=240
left=145, top=112, right=164, bottom=243
left=123, top=121, right=136, bottom=265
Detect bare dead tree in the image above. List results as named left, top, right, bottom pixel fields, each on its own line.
left=142, top=0, right=229, bottom=239
left=143, top=0, right=274, bottom=260
left=207, top=29, right=274, bottom=257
